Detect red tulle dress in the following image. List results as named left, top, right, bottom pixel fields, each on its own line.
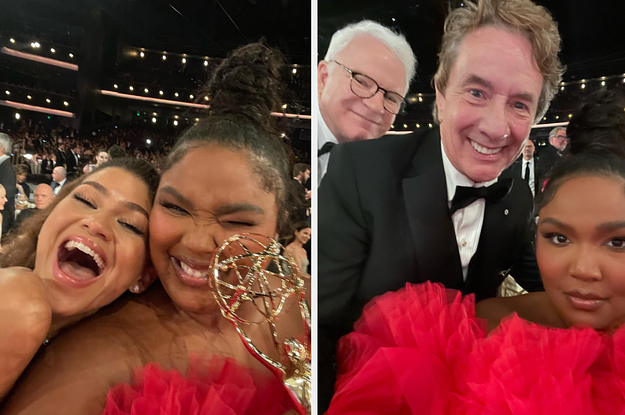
left=327, top=282, right=625, bottom=415
left=103, top=355, right=298, bottom=415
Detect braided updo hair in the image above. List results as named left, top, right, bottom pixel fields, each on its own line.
left=164, top=42, right=293, bottom=234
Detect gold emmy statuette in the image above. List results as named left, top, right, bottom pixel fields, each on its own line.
left=208, top=234, right=311, bottom=415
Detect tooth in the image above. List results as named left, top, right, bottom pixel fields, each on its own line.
left=180, top=261, right=208, bottom=278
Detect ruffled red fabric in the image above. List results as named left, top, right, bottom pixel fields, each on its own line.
left=327, top=282, right=625, bottom=415
left=103, top=356, right=297, bottom=415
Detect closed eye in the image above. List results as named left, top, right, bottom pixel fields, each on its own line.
left=118, top=220, right=145, bottom=236
left=159, top=201, right=189, bottom=215
left=74, top=194, right=96, bottom=209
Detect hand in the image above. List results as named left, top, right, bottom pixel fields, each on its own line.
left=0, top=267, right=52, bottom=399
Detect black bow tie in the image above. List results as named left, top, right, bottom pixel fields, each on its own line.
left=318, top=142, right=335, bottom=157
left=450, top=178, right=513, bottom=215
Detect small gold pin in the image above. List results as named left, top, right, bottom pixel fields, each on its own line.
left=504, top=209, right=509, bottom=216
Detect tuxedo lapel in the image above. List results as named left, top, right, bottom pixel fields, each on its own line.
left=402, top=131, right=464, bottom=289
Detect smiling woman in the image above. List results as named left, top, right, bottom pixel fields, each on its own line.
left=1, top=43, right=307, bottom=415
left=0, top=158, right=159, bottom=400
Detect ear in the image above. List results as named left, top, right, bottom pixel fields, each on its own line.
left=435, top=84, right=445, bottom=124
left=318, top=60, right=330, bottom=96
left=129, top=265, right=158, bottom=294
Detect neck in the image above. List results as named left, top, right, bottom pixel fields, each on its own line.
left=523, top=156, right=532, bottom=161
left=48, top=309, right=99, bottom=339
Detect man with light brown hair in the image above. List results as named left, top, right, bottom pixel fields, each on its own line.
left=319, top=0, right=564, bottom=408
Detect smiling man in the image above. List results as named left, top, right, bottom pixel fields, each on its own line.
left=318, top=0, right=564, bottom=408
left=317, top=20, right=417, bottom=181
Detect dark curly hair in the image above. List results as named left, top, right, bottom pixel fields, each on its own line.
left=1, top=158, right=160, bottom=268
left=164, top=42, right=294, bottom=234
left=566, top=85, right=625, bottom=157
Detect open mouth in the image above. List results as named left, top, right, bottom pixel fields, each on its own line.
left=172, top=257, right=210, bottom=287
left=470, top=139, right=503, bottom=155
left=57, top=240, right=105, bottom=281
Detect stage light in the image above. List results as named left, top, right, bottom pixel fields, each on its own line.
left=162, top=54, right=167, bottom=60
left=174, top=92, right=179, bottom=97
left=9, top=38, right=15, bottom=43
left=182, top=58, right=186, bottom=64
left=69, top=53, right=74, bottom=58
left=114, top=84, right=118, bottom=89
left=151, top=118, right=156, bottom=123
left=173, top=120, right=178, bottom=126
left=26, top=95, right=31, bottom=100
left=31, top=42, right=40, bottom=48
left=189, top=94, right=194, bottom=99
left=292, top=68, right=297, bottom=74
left=46, top=98, right=51, bottom=103
left=159, top=90, right=164, bottom=95
left=64, top=101, right=69, bottom=106
left=50, top=48, right=56, bottom=53
left=15, top=113, right=20, bottom=120
left=129, top=86, right=134, bottom=91
left=144, top=88, right=149, bottom=93
left=140, top=51, right=145, bottom=58
left=204, top=60, right=208, bottom=66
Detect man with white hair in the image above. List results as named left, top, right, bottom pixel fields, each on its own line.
left=51, top=166, right=67, bottom=196
left=538, top=126, right=567, bottom=174
left=0, top=133, right=16, bottom=234
left=317, top=20, right=417, bottom=181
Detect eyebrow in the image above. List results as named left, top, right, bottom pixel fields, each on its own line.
left=160, top=186, right=264, bottom=215
left=463, top=74, right=536, bottom=104
left=539, top=217, right=625, bottom=233
left=81, top=181, right=149, bottom=219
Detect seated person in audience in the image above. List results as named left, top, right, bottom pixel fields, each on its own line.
left=15, top=164, right=30, bottom=200
left=0, top=183, right=7, bottom=252
left=285, top=221, right=312, bottom=276
left=0, top=158, right=159, bottom=400
left=51, top=166, right=67, bottom=197
left=83, top=149, right=110, bottom=174
left=13, top=184, right=54, bottom=228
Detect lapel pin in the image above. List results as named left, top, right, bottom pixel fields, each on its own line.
left=504, top=209, right=509, bottom=216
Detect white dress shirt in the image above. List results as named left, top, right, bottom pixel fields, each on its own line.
left=317, top=105, right=338, bottom=184
left=441, top=141, right=497, bottom=280
left=521, top=158, right=535, bottom=196
left=53, top=178, right=67, bottom=196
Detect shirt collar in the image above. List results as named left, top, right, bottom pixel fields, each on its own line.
left=0, top=154, right=9, bottom=165
left=317, top=103, right=338, bottom=150
left=441, top=140, right=497, bottom=202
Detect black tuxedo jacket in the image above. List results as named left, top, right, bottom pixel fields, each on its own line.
left=55, top=149, right=67, bottom=168
left=0, top=158, right=17, bottom=235
left=318, top=129, right=542, bottom=409
left=66, top=149, right=79, bottom=174
left=504, top=156, right=544, bottom=195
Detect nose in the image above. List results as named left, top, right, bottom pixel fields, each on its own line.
left=180, top=223, right=220, bottom=260
left=362, top=90, right=386, bottom=115
left=569, top=244, right=602, bottom=282
left=478, top=98, right=511, bottom=141
left=81, top=214, right=113, bottom=241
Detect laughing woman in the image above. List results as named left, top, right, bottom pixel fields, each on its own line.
left=1, top=43, right=306, bottom=415
left=0, top=158, right=159, bottom=400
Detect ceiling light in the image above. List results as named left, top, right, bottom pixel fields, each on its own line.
left=9, top=38, right=15, bottom=43
left=50, top=48, right=56, bottom=53
left=162, top=54, right=167, bottom=60
left=129, top=86, right=134, bottom=91
left=4, top=90, right=9, bottom=95
left=46, top=98, right=51, bottom=103
left=182, top=58, right=186, bottom=64
left=173, top=120, right=178, bottom=126
left=144, top=88, right=149, bottom=93
left=27, top=95, right=32, bottom=100
left=189, top=94, right=194, bottom=99
left=292, top=68, right=297, bottom=74
left=69, top=53, right=74, bottom=58
left=63, top=101, right=69, bottom=106
left=159, top=90, right=164, bottom=95
left=113, top=84, right=118, bottom=89
left=204, top=60, right=208, bottom=66
left=15, top=113, right=20, bottom=120
left=174, top=92, right=179, bottom=97
left=151, top=117, right=157, bottom=123
left=140, top=51, right=145, bottom=58
left=204, top=96, right=209, bottom=101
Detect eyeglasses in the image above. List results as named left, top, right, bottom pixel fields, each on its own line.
left=332, top=60, right=406, bottom=115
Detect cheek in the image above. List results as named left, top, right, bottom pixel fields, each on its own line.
left=149, top=211, right=181, bottom=262
left=536, top=240, right=566, bottom=288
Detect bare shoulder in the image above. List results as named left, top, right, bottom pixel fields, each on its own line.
left=1, top=287, right=173, bottom=415
left=476, top=292, right=549, bottom=333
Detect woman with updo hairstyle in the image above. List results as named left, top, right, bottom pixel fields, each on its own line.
left=284, top=221, right=311, bottom=277
left=1, top=43, right=303, bottom=415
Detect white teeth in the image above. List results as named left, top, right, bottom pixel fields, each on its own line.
left=64, top=240, right=105, bottom=270
left=471, top=140, right=502, bottom=155
left=180, top=260, right=209, bottom=278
